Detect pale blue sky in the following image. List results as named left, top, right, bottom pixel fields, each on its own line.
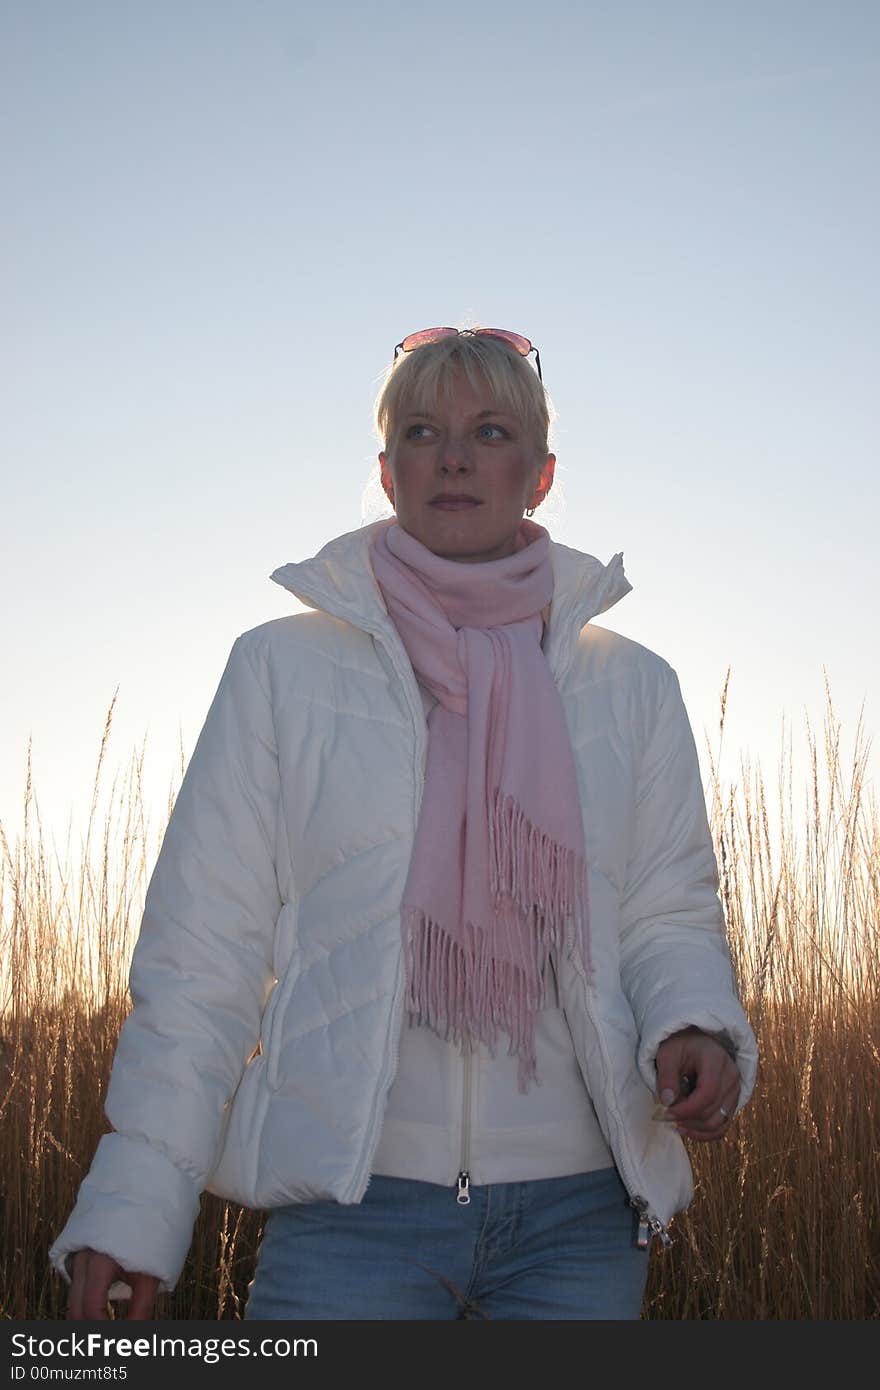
left=2, top=0, right=877, bottom=857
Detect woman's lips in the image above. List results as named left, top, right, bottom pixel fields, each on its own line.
left=429, top=497, right=482, bottom=511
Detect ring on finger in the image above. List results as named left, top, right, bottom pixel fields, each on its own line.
left=718, top=1105, right=730, bottom=1122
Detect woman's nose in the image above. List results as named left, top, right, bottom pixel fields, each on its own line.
left=438, top=439, right=473, bottom=473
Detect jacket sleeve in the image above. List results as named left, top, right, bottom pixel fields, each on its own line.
left=619, top=660, right=758, bottom=1109
left=49, top=632, right=282, bottom=1293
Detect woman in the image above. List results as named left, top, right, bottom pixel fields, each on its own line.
left=52, top=327, right=757, bottom=1320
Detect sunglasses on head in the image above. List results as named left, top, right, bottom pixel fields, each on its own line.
left=392, top=327, right=543, bottom=383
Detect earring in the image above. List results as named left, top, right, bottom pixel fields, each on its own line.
left=525, top=506, right=535, bottom=518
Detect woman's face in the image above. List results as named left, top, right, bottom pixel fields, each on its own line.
left=378, top=373, right=555, bottom=563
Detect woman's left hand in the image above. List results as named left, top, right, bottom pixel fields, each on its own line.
left=654, top=1026, right=741, bottom=1142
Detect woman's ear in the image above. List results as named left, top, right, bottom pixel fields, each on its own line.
left=528, top=454, right=556, bottom=510
left=378, top=452, right=395, bottom=507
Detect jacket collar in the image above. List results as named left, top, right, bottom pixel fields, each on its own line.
left=270, top=520, right=632, bottom=684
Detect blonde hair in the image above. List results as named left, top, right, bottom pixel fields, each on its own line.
left=375, top=329, right=553, bottom=460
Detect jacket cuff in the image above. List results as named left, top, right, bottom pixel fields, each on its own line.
left=637, top=1000, right=759, bottom=1112
left=48, top=1132, right=201, bottom=1294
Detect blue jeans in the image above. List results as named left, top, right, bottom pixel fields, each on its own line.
left=244, top=1168, right=650, bottom=1320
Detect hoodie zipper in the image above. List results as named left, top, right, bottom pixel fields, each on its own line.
left=456, top=1047, right=473, bottom=1205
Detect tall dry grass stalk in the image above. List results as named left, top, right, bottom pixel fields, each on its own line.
left=644, top=669, right=879, bottom=1318
left=1, top=675, right=877, bottom=1319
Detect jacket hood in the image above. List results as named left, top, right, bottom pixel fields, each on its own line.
left=270, top=519, right=633, bottom=680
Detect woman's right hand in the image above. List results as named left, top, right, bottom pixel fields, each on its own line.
left=67, top=1248, right=160, bottom=1320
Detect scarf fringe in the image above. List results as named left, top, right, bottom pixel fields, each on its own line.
left=403, top=791, right=591, bottom=1094
left=403, top=908, right=540, bottom=1093
left=491, top=791, right=587, bottom=932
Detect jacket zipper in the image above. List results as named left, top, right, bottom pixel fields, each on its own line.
left=341, top=614, right=429, bottom=1203
left=456, top=1047, right=473, bottom=1205
left=357, top=950, right=407, bottom=1201
left=548, top=951, right=673, bottom=1246
left=564, top=940, right=674, bottom=1248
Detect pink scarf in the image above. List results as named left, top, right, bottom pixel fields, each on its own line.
left=370, top=520, right=590, bottom=1092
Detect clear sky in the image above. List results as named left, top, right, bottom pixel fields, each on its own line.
left=2, top=0, right=878, bottom=860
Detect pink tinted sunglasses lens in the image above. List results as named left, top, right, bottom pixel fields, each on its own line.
left=399, top=327, right=459, bottom=352
left=486, top=330, right=532, bottom=356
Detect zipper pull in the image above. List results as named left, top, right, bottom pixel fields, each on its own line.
left=636, top=1214, right=651, bottom=1250
left=629, top=1195, right=673, bottom=1249
left=456, top=1170, right=471, bottom=1205
left=630, top=1195, right=651, bottom=1249
left=649, top=1216, right=673, bottom=1249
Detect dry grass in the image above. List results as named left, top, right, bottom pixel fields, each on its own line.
left=1, top=674, right=877, bottom=1319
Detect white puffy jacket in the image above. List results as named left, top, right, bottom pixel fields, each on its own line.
left=50, top=521, right=758, bottom=1292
